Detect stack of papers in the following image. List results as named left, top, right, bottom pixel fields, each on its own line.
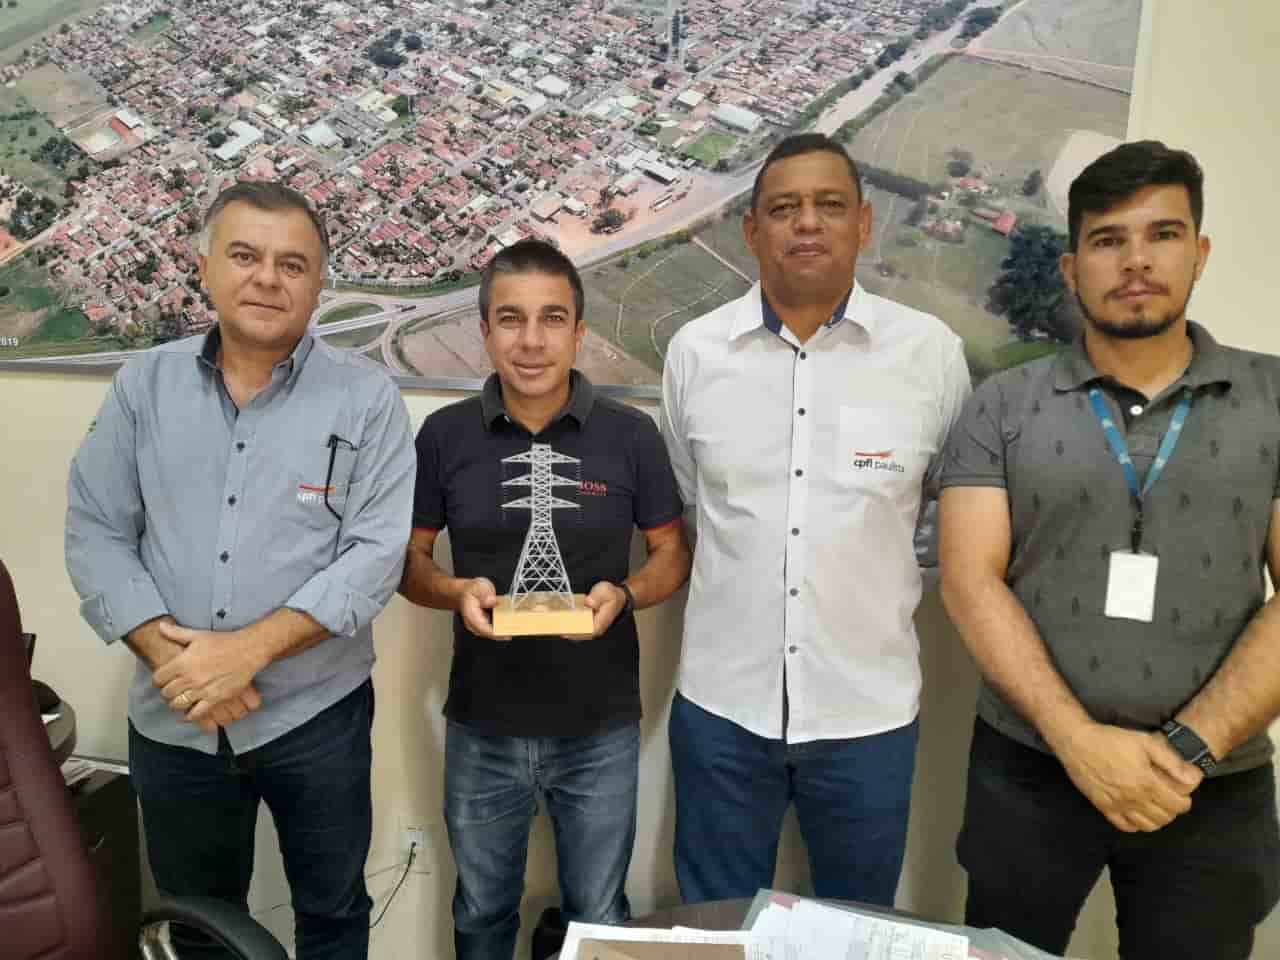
left=745, top=892, right=1069, bottom=960
left=560, top=899, right=967, bottom=960
left=751, top=897, right=967, bottom=959
left=562, top=891, right=1071, bottom=960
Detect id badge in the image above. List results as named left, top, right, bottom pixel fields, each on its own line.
left=1104, top=551, right=1159, bottom=622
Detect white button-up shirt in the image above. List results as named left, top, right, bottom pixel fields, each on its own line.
left=660, top=281, right=970, bottom=743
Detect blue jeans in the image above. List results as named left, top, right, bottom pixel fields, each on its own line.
left=669, top=691, right=917, bottom=906
left=444, top=719, right=639, bottom=960
left=129, top=679, right=374, bottom=960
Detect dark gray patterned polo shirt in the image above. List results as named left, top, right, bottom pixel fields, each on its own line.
left=943, top=322, right=1280, bottom=775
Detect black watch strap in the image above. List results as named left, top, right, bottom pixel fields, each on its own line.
left=1161, top=720, right=1218, bottom=774
left=617, top=582, right=635, bottom=616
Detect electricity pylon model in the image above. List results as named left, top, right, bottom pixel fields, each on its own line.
left=491, top=442, right=594, bottom=638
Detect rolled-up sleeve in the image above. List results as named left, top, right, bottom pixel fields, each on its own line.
left=285, top=377, right=415, bottom=637
left=65, top=364, right=168, bottom=644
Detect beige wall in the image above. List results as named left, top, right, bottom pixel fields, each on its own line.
left=4, top=0, right=1278, bottom=956
left=1130, top=3, right=1280, bottom=955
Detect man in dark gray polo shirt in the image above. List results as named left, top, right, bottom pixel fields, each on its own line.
left=940, top=140, right=1280, bottom=959
left=65, top=181, right=414, bottom=959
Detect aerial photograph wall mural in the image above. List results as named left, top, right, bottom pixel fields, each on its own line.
left=0, top=0, right=1143, bottom=392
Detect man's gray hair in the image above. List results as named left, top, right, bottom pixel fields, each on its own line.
left=197, top=180, right=331, bottom=275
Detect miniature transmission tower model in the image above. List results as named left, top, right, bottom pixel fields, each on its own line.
left=492, top=442, right=594, bottom=638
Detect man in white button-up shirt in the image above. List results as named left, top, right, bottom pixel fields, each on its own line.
left=660, top=133, right=971, bottom=905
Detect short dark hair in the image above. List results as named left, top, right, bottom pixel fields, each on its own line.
left=1068, top=140, right=1204, bottom=250
left=478, top=238, right=584, bottom=324
left=750, top=133, right=862, bottom=212
left=200, top=180, right=330, bottom=267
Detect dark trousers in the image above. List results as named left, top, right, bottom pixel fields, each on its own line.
left=959, top=717, right=1280, bottom=960
left=669, top=691, right=918, bottom=906
left=129, top=679, right=375, bottom=960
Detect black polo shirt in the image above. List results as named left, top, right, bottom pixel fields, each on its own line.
left=413, top=370, right=683, bottom=737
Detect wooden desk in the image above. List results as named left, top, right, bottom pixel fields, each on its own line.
left=625, top=898, right=754, bottom=932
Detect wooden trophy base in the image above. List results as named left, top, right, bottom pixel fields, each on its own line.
left=492, top=593, right=594, bottom=638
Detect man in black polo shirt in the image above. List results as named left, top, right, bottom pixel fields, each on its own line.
left=940, top=141, right=1280, bottom=958
left=399, top=239, right=691, bottom=960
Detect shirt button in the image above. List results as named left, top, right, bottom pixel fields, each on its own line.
left=235, top=441, right=245, bottom=451
left=216, top=609, right=226, bottom=619
left=789, top=645, right=798, bottom=654
left=799, top=351, right=807, bottom=360
left=794, top=469, right=804, bottom=477
left=797, top=408, right=806, bottom=416
left=789, top=587, right=798, bottom=596
left=219, top=551, right=230, bottom=563
left=1129, top=404, right=1143, bottom=416
left=227, top=495, right=237, bottom=506
left=791, top=527, right=799, bottom=535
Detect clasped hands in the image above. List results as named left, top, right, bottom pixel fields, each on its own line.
left=457, top=577, right=626, bottom=641
left=135, top=617, right=266, bottom=734
left=1052, top=720, right=1205, bottom=833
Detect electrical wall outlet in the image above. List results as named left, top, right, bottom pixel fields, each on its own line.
left=399, top=821, right=434, bottom=874
left=403, top=825, right=424, bottom=852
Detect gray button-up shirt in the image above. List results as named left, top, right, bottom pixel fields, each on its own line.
left=66, top=329, right=415, bottom=753
left=943, top=322, right=1280, bottom=776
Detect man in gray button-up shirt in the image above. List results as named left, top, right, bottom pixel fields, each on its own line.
left=65, top=181, right=414, bottom=959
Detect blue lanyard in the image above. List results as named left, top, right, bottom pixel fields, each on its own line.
left=1087, top=386, right=1193, bottom=553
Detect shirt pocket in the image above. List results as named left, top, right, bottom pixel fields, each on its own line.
left=836, top=406, right=929, bottom=500
left=290, top=444, right=361, bottom=531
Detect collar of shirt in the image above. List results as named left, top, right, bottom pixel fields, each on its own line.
left=197, top=325, right=315, bottom=388
left=480, top=368, right=596, bottom=431
left=1053, top=321, right=1234, bottom=393
left=727, top=280, right=868, bottom=346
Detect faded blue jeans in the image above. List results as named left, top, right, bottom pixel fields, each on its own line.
left=444, top=719, right=639, bottom=960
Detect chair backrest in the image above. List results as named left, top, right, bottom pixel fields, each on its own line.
left=0, top=558, right=116, bottom=959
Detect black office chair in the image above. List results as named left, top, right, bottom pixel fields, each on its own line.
left=0, top=557, right=288, bottom=959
